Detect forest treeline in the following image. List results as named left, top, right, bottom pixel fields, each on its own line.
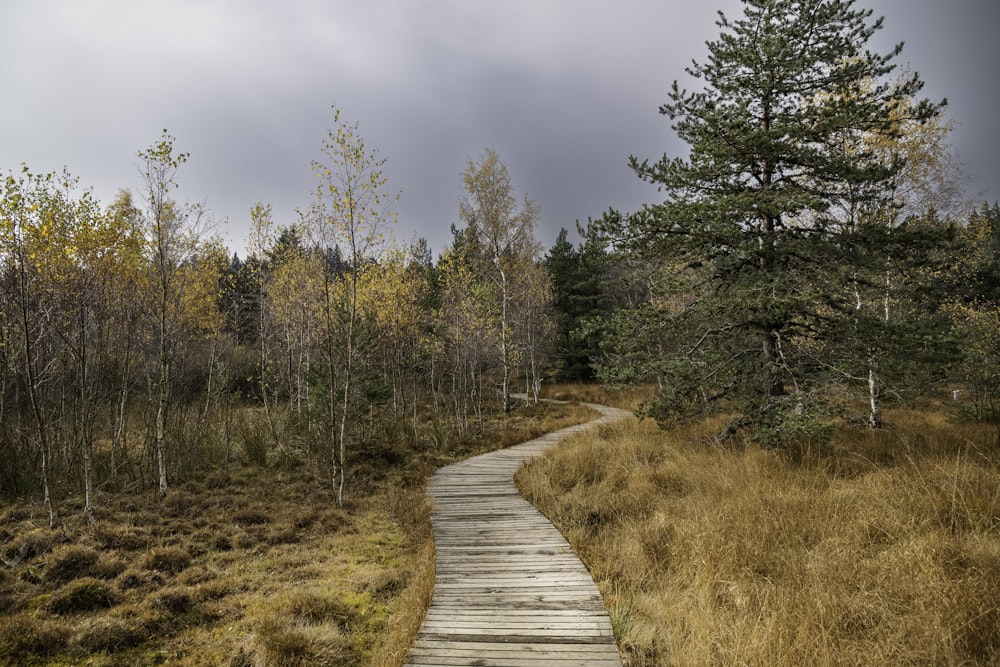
left=4, top=0, right=1000, bottom=524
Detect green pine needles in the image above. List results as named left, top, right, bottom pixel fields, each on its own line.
left=599, top=0, right=946, bottom=444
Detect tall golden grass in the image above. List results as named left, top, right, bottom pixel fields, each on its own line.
left=517, top=407, right=1000, bottom=666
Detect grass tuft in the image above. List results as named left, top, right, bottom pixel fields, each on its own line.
left=4, top=528, right=62, bottom=563
left=252, top=589, right=363, bottom=665
left=46, top=577, right=119, bottom=614
left=75, top=615, right=145, bottom=652
left=0, top=613, right=71, bottom=658
left=142, top=546, right=192, bottom=574
left=44, top=545, right=99, bottom=583
left=232, top=508, right=270, bottom=526
left=152, top=584, right=197, bottom=615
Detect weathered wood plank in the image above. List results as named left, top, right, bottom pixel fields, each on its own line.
left=403, top=402, right=631, bottom=667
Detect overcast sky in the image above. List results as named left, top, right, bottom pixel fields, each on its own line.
left=2, top=1, right=998, bottom=257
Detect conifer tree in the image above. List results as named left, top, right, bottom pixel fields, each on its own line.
left=601, top=0, right=942, bottom=442
left=545, top=225, right=612, bottom=382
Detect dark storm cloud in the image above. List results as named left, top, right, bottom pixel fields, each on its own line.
left=1, top=1, right=996, bottom=257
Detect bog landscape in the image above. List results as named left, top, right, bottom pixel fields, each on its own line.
left=2, top=1, right=999, bottom=665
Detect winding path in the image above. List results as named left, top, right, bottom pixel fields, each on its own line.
left=404, top=402, right=631, bottom=667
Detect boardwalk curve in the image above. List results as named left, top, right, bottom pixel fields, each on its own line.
left=404, top=402, right=631, bottom=667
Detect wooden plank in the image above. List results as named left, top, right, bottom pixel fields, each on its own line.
left=403, top=402, right=631, bottom=667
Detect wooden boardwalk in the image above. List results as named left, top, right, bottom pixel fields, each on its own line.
left=404, top=402, right=631, bottom=667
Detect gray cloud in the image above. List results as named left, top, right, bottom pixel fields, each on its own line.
left=2, top=0, right=997, bottom=256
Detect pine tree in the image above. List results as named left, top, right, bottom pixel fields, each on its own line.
left=544, top=225, right=612, bottom=382
left=601, top=0, right=942, bottom=442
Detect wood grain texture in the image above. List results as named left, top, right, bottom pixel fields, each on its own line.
left=404, top=402, right=631, bottom=667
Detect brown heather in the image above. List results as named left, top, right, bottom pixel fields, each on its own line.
left=0, top=400, right=595, bottom=666
left=517, top=400, right=1000, bottom=666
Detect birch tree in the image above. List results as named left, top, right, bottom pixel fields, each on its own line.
left=0, top=168, right=64, bottom=524
left=246, top=202, right=279, bottom=438
left=435, top=246, right=496, bottom=430
left=267, top=235, right=325, bottom=416
left=303, top=107, right=398, bottom=506
left=138, top=130, right=214, bottom=498
left=846, top=106, right=965, bottom=428
left=459, top=149, right=540, bottom=412
left=513, top=258, right=554, bottom=403
left=102, top=191, right=146, bottom=486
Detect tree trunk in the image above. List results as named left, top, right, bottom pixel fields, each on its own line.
left=868, top=360, right=882, bottom=429
left=323, top=275, right=340, bottom=501
left=110, top=322, right=133, bottom=488
left=78, top=300, right=95, bottom=524
left=18, top=261, right=54, bottom=527
left=156, top=296, right=169, bottom=500
left=337, top=313, right=353, bottom=509
left=499, top=266, right=511, bottom=413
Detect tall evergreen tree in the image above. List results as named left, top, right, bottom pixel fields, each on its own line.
left=545, top=225, right=612, bottom=382
left=600, top=0, right=942, bottom=442
left=545, top=229, right=584, bottom=380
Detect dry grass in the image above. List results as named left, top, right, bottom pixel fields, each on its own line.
left=541, top=382, right=656, bottom=411
left=0, top=398, right=594, bottom=666
left=517, top=407, right=1000, bottom=666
